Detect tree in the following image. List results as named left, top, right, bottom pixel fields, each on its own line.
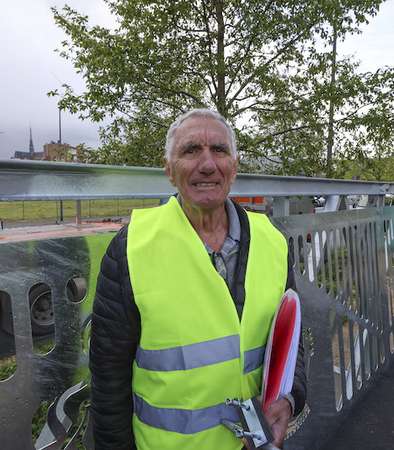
left=50, top=0, right=393, bottom=176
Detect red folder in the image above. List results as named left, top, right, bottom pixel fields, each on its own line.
left=261, top=289, right=301, bottom=411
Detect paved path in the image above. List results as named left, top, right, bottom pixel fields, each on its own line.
left=321, top=358, right=394, bottom=450
left=0, top=220, right=123, bottom=243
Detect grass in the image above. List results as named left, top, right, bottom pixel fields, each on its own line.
left=0, top=341, right=87, bottom=447
left=0, top=198, right=160, bottom=223
left=31, top=401, right=50, bottom=442
left=0, top=355, right=16, bottom=381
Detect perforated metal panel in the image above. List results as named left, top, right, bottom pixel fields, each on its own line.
left=274, top=207, right=394, bottom=450
left=0, top=233, right=115, bottom=450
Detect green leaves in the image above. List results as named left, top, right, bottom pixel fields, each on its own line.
left=51, top=0, right=393, bottom=179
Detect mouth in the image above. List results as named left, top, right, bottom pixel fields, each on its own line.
left=192, top=182, right=220, bottom=190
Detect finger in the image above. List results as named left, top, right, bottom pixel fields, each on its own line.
left=242, top=437, right=251, bottom=449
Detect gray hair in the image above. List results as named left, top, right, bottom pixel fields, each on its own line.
left=165, top=108, right=237, bottom=160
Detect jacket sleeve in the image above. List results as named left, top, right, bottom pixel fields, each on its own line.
left=89, top=225, right=140, bottom=450
left=286, top=253, right=307, bottom=416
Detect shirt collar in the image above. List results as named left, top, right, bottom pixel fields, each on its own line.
left=175, top=195, right=240, bottom=250
left=225, top=198, right=240, bottom=243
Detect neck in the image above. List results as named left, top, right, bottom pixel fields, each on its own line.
left=180, top=197, right=228, bottom=252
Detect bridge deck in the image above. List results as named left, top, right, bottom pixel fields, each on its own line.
left=320, top=359, right=394, bottom=450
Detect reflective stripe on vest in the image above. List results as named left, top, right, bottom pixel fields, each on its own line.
left=135, top=334, right=265, bottom=374
left=127, top=197, right=288, bottom=450
left=244, top=345, right=266, bottom=373
left=134, top=393, right=239, bottom=434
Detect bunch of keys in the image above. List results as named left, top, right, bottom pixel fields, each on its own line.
left=222, top=397, right=280, bottom=450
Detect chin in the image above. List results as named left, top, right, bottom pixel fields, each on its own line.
left=193, top=197, right=226, bottom=210
left=181, top=188, right=228, bottom=211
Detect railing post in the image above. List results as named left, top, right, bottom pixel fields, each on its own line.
left=368, top=195, right=385, bottom=208
left=272, top=197, right=289, bottom=217
left=321, top=195, right=341, bottom=212
left=377, top=195, right=385, bottom=208
left=76, top=200, right=82, bottom=225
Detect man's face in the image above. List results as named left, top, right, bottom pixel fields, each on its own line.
left=165, top=116, right=238, bottom=211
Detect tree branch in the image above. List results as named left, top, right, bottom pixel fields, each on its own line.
left=231, top=103, right=299, bottom=118
left=141, top=78, right=204, bottom=105
left=185, top=68, right=215, bottom=100
left=238, top=146, right=282, bottom=165
left=228, top=22, right=317, bottom=109
left=253, top=124, right=313, bottom=145
left=225, top=0, right=274, bottom=97
left=215, top=0, right=226, bottom=115
left=128, top=94, right=185, bottom=113
left=201, top=0, right=218, bottom=94
left=335, top=101, right=379, bottom=124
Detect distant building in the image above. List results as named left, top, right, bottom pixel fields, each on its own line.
left=43, top=142, right=79, bottom=162
left=11, top=127, right=81, bottom=162
left=12, top=128, right=44, bottom=160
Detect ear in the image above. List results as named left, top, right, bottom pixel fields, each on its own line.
left=165, top=159, right=176, bottom=186
left=230, top=156, right=238, bottom=183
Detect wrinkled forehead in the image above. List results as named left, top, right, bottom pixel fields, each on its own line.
left=174, top=116, right=231, bottom=148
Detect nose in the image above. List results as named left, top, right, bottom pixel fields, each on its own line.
left=198, top=148, right=216, bottom=174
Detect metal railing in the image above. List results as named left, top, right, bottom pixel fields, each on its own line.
left=1, top=159, right=392, bottom=200
left=0, top=160, right=393, bottom=450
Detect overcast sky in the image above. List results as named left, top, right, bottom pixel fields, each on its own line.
left=1, top=0, right=393, bottom=160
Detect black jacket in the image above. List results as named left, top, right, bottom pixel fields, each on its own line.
left=89, top=202, right=307, bottom=450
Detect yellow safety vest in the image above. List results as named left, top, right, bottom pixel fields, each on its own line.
left=127, top=197, right=287, bottom=450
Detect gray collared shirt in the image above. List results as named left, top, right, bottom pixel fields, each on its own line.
left=204, top=199, right=240, bottom=289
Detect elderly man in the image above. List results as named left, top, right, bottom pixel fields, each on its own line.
left=90, top=109, right=306, bottom=450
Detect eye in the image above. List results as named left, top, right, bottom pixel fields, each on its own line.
left=183, top=144, right=200, bottom=154
left=212, top=145, right=229, bottom=153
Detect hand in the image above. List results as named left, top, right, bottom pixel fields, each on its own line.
left=264, top=398, right=292, bottom=449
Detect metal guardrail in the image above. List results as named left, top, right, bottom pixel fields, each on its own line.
left=0, top=161, right=393, bottom=450
left=0, top=159, right=393, bottom=201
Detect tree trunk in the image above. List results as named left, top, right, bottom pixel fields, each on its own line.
left=214, top=0, right=226, bottom=117
left=326, top=20, right=337, bottom=178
